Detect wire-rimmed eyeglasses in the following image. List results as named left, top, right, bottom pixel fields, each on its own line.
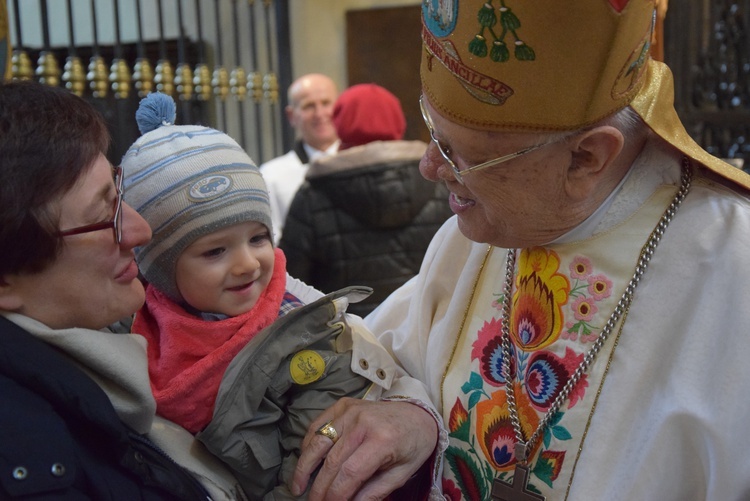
left=58, top=166, right=123, bottom=244
left=419, top=95, right=568, bottom=185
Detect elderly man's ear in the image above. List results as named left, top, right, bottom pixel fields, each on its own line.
left=565, top=125, right=626, bottom=200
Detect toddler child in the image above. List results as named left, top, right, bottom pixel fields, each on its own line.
left=121, top=92, right=399, bottom=499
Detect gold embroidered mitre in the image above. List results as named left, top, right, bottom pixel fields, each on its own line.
left=420, top=0, right=750, bottom=189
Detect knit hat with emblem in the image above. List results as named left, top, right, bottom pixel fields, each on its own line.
left=121, top=92, right=272, bottom=302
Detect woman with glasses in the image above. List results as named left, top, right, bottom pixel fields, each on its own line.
left=0, top=81, right=242, bottom=500
left=294, top=2, right=750, bottom=500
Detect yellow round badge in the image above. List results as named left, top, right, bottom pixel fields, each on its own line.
left=290, top=350, right=326, bottom=385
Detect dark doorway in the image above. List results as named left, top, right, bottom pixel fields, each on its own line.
left=345, top=5, right=427, bottom=144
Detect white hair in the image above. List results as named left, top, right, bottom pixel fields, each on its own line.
left=600, top=106, right=644, bottom=138
left=537, top=106, right=644, bottom=146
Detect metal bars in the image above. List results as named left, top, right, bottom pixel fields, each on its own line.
left=5, top=0, right=289, bottom=165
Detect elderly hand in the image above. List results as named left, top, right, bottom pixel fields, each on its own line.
left=291, top=398, right=438, bottom=500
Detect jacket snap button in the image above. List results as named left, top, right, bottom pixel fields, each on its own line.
left=376, top=368, right=387, bottom=380
left=358, top=359, right=369, bottom=370
left=12, top=466, right=28, bottom=480
left=134, top=451, right=144, bottom=464
left=50, top=463, right=66, bottom=477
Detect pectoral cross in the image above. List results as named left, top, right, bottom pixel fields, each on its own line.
left=490, top=464, right=545, bottom=501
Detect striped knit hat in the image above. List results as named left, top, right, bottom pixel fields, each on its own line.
left=121, top=92, right=271, bottom=301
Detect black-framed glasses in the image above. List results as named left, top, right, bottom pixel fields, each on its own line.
left=419, top=95, right=568, bottom=185
left=59, top=166, right=123, bottom=244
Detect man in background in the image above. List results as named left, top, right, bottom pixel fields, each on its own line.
left=260, top=73, right=340, bottom=243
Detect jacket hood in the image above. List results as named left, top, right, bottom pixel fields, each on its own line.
left=305, top=140, right=432, bottom=229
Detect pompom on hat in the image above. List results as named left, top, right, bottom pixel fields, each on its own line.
left=333, top=83, right=406, bottom=150
left=122, top=92, right=272, bottom=301
left=421, top=0, right=750, bottom=189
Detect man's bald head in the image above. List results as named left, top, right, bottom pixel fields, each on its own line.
left=286, top=73, right=339, bottom=151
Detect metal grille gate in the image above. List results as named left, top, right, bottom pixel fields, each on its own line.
left=6, top=0, right=292, bottom=165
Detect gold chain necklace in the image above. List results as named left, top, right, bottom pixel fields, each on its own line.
left=491, top=157, right=692, bottom=501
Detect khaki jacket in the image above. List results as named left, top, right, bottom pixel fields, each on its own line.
left=197, top=286, right=397, bottom=499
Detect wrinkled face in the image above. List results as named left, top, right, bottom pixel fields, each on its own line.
left=288, top=76, right=339, bottom=151
left=3, top=154, right=152, bottom=329
left=175, top=221, right=275, bottom=317
left=418, top=97, right=580, bottom=248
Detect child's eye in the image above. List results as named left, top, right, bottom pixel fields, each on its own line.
left=250, top=232, right=271, bottom=245
left=202, top=247, right=225, bottom=258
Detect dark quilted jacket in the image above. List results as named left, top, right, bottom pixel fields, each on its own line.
left=279, top=140, right=453, bottom=317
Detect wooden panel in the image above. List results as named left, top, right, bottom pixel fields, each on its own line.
left=346, top=5, right=427, bottom=144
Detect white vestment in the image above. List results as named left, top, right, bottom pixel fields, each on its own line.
left=366, top=138, right=750, bottom=501
left=260, top=142, right=338, bottom=243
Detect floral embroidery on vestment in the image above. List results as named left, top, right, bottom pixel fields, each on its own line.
left=443, top=247, right=618, bottom=499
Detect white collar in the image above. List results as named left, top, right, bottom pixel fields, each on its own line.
left=304, top=139, right=340, bottom=162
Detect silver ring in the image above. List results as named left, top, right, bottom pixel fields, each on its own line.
left=315, top=420, right=339, bottom=444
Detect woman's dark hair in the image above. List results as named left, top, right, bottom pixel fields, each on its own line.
left=0, top=81, right=111, bottom=276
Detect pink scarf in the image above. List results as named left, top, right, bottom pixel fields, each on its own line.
left=133, top=248, right=287, bottom=433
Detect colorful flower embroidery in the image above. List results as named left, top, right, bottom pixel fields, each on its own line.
left=565, top=255, right=613, bottom=344
left=511, top=248, right=570, bottom=350
left=449, top=398, right=471, bottom=440
left=524, top=347, right=589, bottom=411
left=473, top=317, right=506, bottom=386
left=587, top=273, right=613, bottom=301
left=442, top=478, right=466, bottom=501
left=446, top=251, right=614, bottom=499
left=572, top=296, right=598, bottom=322
left=534, top=449, right=566, bottom=488
left=492, top=293, right=505, bottom=311
left=558, top=348, right=589, bottom=408
left=444, top=448, right=487, bottom=500
left=475, top=385, right=540, bottom=470
left=524, top=352, right=567, bottom=411
left=569, top=256, right=592, bottom=279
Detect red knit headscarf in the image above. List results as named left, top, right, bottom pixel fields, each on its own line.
left=333, top=83, right=406, bottom=150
